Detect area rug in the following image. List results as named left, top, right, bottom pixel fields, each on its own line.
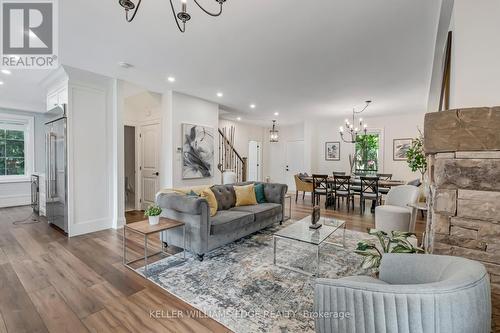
left=139, top=220, right=375, bottom=333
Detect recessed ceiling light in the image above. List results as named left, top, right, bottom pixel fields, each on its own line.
left=167, top=76, right=176, bottom=83
left=250, top=104, right=256, bottom=109
left=1, top=69, right=11, bottom=75
left=217, top=92, right=223, bottom=98
left=0, top=81, right=4, bottom=85
left=118, top=61, right=133, bottom=69
left=274, top=112, right=279, bottom=116
left=237, top=117, right=241, bottom=121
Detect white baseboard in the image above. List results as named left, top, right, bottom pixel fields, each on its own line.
left=0, top=194, right=31, bottom=208
left=69, top=218, right=113, bottom=237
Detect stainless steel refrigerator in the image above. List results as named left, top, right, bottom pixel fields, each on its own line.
left=45, top=105, right=68, bottom=233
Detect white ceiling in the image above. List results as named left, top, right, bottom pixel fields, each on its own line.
left=1, top=0, right=441, bottom=123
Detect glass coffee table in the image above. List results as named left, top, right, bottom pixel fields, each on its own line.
left=273, top=216, right=346, bottom=277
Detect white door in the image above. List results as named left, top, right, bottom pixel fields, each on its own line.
left=140, top=123, right=160, bottom=209
left=285, top=140, right=305, bottom=191
left=247, top=141, right=262, bottom=181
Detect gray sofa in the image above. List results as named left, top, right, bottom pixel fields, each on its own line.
left=314, top=254, right=491, bottom=333
left=156, top=182, right=288, bottom=261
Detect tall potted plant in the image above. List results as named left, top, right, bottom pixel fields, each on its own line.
left=406, top=132, right=427, bottom=180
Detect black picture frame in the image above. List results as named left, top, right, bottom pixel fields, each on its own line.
left=325, top=141, right=340, bottom=161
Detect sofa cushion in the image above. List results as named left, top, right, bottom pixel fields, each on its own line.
left=230, top=203, right=282, bottom=222
left=210, top=210, right=254, bottom=235
left=211, top=185, right=236, bottom=210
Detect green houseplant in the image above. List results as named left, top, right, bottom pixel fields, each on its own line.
left=144, top=205, right=162, bottom=225
left=355, top=229, right=424, bottom=271
left=406, top=132, right=427, bottom=179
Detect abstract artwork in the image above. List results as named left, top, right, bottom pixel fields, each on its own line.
left=182, top=124, right=214, bottom=179
left=393, top=138, right=413, bottom=161
left=325, top=142, right=340, bottom=161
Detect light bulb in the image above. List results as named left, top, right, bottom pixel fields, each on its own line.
left=339, top=126, right=344, bottom=132
left=181, top=0, right=187, bottom=12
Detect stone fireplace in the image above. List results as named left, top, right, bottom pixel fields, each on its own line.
left=424, top=106, right=500, bottom=330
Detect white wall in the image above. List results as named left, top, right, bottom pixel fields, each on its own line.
left=50, top=66, right=118, bottom=236
left=0, top=108, right=45, bottom=208
left=262, top=122, right=305, bottom=185
left=448, top=0, right=500, bottom=108
left=167, top=92, right=220, bottom=188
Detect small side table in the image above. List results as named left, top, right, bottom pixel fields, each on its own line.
left=123, top=217, right=186, bottom=277
left=283, top=194, right=292, bottom=221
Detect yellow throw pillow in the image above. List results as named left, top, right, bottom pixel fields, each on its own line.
left=234, top=184, right=258, bottom=207
left=201, top=188, right=218, bottom=217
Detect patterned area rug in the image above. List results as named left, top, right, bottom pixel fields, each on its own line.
left=139, top=220, right=375, bottom=333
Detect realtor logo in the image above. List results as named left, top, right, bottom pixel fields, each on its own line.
left=1, top=0, right=58, bottom=69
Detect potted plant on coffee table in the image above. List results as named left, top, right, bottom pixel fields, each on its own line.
left=144, top=205, right=162, bottom=225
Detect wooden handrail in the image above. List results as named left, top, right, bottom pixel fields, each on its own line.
left=218, top=128, right=244, bottom=163
left=218, top=128, right=247, bottom=182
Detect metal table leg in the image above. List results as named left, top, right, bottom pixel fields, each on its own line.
left=316, top=244, right=320, bottom=277
left=144, top=235, right=148, bottom=277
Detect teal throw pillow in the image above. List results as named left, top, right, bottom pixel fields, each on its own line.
left=254, top=183, right=266, bottom=204
left=186, top=190, right=199, bottom=197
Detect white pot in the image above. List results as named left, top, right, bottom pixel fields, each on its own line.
left=148, top=215, right=160, bottom=225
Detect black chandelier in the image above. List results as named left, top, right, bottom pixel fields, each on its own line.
left=118, top=0, right=227, bottom=33
left=339, top=100, right=372, bottom=144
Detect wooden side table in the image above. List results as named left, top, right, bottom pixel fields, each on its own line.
left=123, top=217, right=186, bottom=277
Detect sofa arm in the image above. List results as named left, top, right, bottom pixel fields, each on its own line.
left=156, top=192, right=209, bottom=215
left=155, top=192, right=210, bottom=255
left=263, top=183, right=288, bottom=205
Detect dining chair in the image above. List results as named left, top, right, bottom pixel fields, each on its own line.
left=333, top=175, right=355, bottom=211
left=377, top=173, right=393, bottom=195
left=360, top=176, right=382, bottom=214
left=312, top=174, right=334, bottom=208
left=294, top=174, right=313, bottom=203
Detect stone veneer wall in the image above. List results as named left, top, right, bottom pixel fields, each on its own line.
left=424, top=107, right=500, bottom=331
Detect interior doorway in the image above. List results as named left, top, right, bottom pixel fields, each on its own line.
left=247, top=141, right=262, bottom=181
left=124, top=125, right=136, bottom=212
left=140, top=122, right=161, bottom=210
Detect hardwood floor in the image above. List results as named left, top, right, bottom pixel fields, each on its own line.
left=0, top=200, right=426, bottom=333
left=0, top=206, right=230, bottom=333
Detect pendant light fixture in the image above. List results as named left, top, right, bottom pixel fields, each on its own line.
left=339, top=100, right=372, bottom=144
left=118, top=0, right=227, bottom=33
left=269, top=120, right=279, bottom=143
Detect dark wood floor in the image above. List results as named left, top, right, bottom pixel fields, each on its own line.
left=0, top=198, right=425, bottom=333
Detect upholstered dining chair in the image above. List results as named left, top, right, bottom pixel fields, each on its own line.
left=314, top=254, right=491, bottom=333
left=312, top=174, right=334, bottom=208
left=294, top=174, right=313, bottom=203
left=360, top=176, right=382, bottom=214
left=375, top=185, right=420, bottom=233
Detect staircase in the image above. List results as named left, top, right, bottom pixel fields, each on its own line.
left=218, top=128, right=247, bottom=183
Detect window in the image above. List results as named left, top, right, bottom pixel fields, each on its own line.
left=0, top=114, right=34, bottom=181
left=355, top=133, right=380, bottom=173
left=0, top=129, right=25, bottom=175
